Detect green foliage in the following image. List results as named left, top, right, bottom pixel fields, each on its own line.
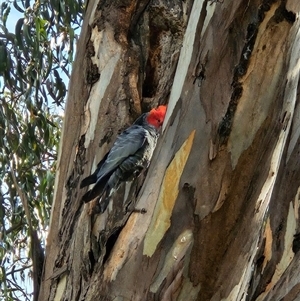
left=0, top=0, right=84, bottom=299
left=0, top=0, right=84, bottom=105
left=0, top=97, right=61, bottom=300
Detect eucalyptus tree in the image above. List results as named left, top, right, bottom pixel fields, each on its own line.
left=39, top=1, right=300, bottom=301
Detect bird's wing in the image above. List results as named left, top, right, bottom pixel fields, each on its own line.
left=80, top=152, right=109, bottom=188
left=96, top=125, right=147, bottom=182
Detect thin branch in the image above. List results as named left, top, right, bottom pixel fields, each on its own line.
left=6, top=278, right=31, bottom=301
left=6, top=265, right=32, bottom=276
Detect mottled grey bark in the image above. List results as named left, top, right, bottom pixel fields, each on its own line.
left=39, top=0, right=300, bottom=300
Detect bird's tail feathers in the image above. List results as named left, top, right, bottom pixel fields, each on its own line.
left=81, top=180, right=107, bottom=203
left=82, top=185, right=112, bottom=215
left=81, top=189, right=95, bottom=203
left=80, top=174, right=97, bottom=188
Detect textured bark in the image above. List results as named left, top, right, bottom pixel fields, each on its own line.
left=39, top=0, right=300, bottom=300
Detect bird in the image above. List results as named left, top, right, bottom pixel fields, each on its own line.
left=80, top=105, right=167, bottom=213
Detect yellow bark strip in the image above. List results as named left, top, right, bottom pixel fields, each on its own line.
left=262, top=218, right=273, bottom=273
left=143, top=130, right=196, bottom=257
left=53, top=274, right=67, bottom=301
left=257, top=202, right=296, bottom=301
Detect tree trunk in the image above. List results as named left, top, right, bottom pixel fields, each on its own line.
left=39, top=0, right=300, bottom=300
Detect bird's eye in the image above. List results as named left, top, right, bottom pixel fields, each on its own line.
left=158, top=119, right=161, bottom=123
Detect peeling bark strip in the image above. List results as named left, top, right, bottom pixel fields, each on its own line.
left=218, top=2, right=296, bottom=145
left=217, top=20, right=258, bottom=143
left=40, top=0, right=300, bottom=300
left=143, top=130, right=195, bottom=257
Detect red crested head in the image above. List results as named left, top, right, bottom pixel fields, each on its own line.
left=146, top=105, right=167, bottom=129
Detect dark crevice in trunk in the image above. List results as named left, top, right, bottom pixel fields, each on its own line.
left=102, top=227, right=123, bottom=265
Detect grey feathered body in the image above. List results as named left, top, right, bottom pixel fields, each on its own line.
left=80, top=114, right=159, bottom=211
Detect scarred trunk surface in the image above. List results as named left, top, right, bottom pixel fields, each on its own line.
left=39, top=1, right=300, bottom=300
